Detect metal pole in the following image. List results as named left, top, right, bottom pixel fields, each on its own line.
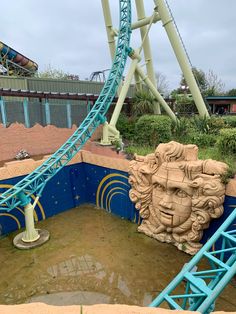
left=156, top=0, right=209, bottom=117
left=110, top=56, right=140, bottom=127
left=136, top=64, right=177, bottom=122
left=66, top=101, right=72, bottom=128
left=135, top=0, right=161, bottom=114
left=131, top=12, right=161, bottom=30
left=17, top=192, right=39, bottom=243
left=101, top=0, right=122, bottom=96
left=22, top=202, right=40, bottom=242
left=0, top=96, right=7, bottom=127
left=23, top=97, right=30, bottom=128
left=101, top=0, right=116, bottom=61
left=45, top=99, right=51, bottom=125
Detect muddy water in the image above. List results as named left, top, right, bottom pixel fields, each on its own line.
left=0, top=205, right=235, bottom=311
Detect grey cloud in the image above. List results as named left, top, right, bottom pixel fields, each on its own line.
left=0, top=1, right=235, bottom=91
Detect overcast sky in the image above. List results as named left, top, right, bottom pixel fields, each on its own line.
left=1, top=1, right=236, bottom=92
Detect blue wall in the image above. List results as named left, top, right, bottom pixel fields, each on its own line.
left=0, top=162, right=235, bottom=249
left=0, top=162, right=138, bottom=236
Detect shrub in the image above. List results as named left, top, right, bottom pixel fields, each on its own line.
left=116, top=113, right=137, bottom=141
left=132, top=90, right=155, bottom=117
left=216, top=128, right=236, bottom=154
left=207, top=117, right=227, bottom=135
left=186, top=132, right=217, bottom=148
left=171, top=117, right=191, bottom=140
left=135, top=115, right=172, bottom=147
left=222, top=116, right=236, bottom=128
left=191, top=115, right=210, bottom=134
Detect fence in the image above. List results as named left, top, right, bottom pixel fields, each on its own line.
left=0, top=76, right=135, bottom=128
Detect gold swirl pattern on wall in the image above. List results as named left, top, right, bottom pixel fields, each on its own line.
left=96, top=173, right=129, bottom=211
left=0, top=184, right=45, bottom=229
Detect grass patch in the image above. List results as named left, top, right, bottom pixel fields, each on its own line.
left=125, top=145, right=154, bottom=157
left=125, top=145, right=236, bottom=178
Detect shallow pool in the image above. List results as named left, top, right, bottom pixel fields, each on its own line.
left=0, top=205, right=235, bottom=310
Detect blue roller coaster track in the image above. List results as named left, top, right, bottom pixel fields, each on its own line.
left=149, top=208, right=236, bottom=313
left=0, top=0, right=132, bottom=211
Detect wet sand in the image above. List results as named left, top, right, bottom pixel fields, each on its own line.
left=0, top=205, right=235, bottom=311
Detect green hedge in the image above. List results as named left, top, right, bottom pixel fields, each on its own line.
left=216, top=128, right=236, bottom=154
left=135, top=115, right=172, bottom=147
left=186, top=132, right=217, bottom=148
left=222, top=116, right=236, bottom=128
left=116, top=114, right=137, bottom=141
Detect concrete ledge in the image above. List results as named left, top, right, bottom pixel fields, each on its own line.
left=0, top=303, right=199, bottom=314
left=0, top=303, right=234, bottom=313
left=0, top=148, right=235, bottom=199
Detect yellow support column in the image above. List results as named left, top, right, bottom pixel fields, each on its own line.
left=156, top=0, right=209, bottom=117
left=135, top=0, right=161, bottom=114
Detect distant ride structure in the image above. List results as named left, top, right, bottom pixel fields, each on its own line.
left=100, top=0, right=209, bottom=145
left=0, top=40, right=38, bottom=76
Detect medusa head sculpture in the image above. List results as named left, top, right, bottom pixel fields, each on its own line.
left=129, top=141, right=228, bottom=255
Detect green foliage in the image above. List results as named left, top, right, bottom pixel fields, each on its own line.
left=186, top=132, right=217, bottom=148
left=135, top=115, right=172, bottom=147
left=217, top=128, right=236, bottom=154
left=111, top=139, right=122, bottom=151
left=222, top=116, right=236, bottom=128
left=132, top=90, right=155, bottom=117
left=36, top=64, right=69, bottom=79
left=227, top=88, right=236, bottom=96
left=191, top=116, right=210, bottom=134
left=116, top=113, right=137, bottom=141
left=125, top=145, right=154, bottom=157
left=220, top=167, right=236, bottom=185
left=171, top=117, right=190, bottom=139
left=207, top=116, right=227, bottom=135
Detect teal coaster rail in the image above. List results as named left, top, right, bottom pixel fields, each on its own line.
left=149, top=208, right=236, bottom=313
left=0, top=0, right=131, bottom=211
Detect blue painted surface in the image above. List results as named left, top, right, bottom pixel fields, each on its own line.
left=0, top=162, right=235, bottom=246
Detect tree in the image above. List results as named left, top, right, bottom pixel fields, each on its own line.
left=204, top=69, right=225, bottom=96
left=35, top=64, right=70, bottom=79
left=155, top=72, right=169, bottom=96
left=175, top=67, right=225, bottom=97
left=226, top=88, right=236, bottom=96
left=178, top=67, right=207, bottom=94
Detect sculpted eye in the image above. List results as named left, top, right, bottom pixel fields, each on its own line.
left=154, top=183, right=165, bottom=191
left=175, top=189, right=188, bottom=198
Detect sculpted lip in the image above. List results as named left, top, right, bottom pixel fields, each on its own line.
left=159, top=210, right=173, bottom=217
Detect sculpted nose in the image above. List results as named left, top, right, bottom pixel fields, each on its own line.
left=159, top=194, right=172, bottom=209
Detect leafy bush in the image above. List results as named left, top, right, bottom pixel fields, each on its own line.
left=132, top=90, right=155, bottom=117
left=191, top=115, right=210, bottom=134
left=135, top=115, right=172, bottom=147
left=222, top=116, right=236, bottom=128
left=116, top=113, right=137, bottom=141
left=207, top=117, right=227, bottom=135
left=216, top=128, right=236, bottom=154
left=172, top=117, right=191, bottom=140
left=186, top=132, right=217, bottom=148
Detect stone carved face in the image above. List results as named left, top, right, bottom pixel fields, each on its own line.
left=152, top=163, right=192, bottom=229
left=129, top=141, right=228, bottom=255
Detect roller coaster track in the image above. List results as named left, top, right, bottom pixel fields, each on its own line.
left=0, top=0, right=132, bottom=211
left=149, top=208, right=236, bottom=313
